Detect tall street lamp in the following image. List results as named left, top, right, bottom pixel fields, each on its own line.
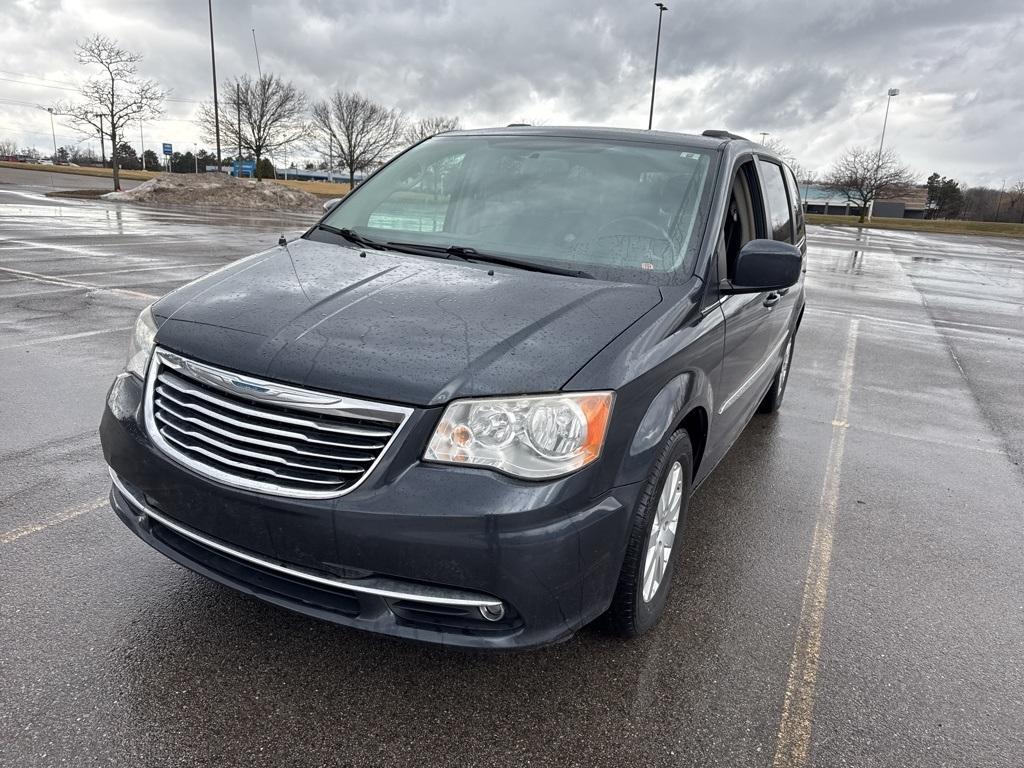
left=208, top=0, right=222, bottom=170
left=648, top=3, right=668, bottom=130
left=45, top=107, right=58, bottom=161
left=868, top=87, right=899, bottom=221
left=876, top=87, right=900, bottom=165
left=93, top=113, right=106, bottom=167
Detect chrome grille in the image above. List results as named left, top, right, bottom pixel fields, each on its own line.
left=145, top=349, right=412, bottom=498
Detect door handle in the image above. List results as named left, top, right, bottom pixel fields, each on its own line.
left=763, top=292, right=781, bottom=308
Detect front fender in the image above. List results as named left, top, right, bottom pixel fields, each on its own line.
left=566, top=281, right=723, bottom=490
left=618, top=370, right=712, bottom=485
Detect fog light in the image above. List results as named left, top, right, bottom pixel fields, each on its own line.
left=479, top=603, right=505, bottom=622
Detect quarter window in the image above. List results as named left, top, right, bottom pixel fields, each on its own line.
left=758, top=159, right=794, bottom=243
left=786, top=166, right=805, bottom=242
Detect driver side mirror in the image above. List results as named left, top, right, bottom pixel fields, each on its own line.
left=322, top=197, right=343, bottom=214
left=724, top=239, right=802, bottom=294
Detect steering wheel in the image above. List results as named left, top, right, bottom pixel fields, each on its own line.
left=595, top=216, right=674, bottom=245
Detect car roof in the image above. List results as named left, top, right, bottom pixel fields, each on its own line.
left=444, top=125, right=763, bottom=153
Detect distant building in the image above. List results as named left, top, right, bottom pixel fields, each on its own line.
left=276, top=167, right=367, bottom=184
left=801, top=184, right=928, bottom=219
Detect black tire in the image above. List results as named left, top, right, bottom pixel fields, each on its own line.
left=607, top=429, right=693, bottom=638
left=758, top=331, right=796, bottom=414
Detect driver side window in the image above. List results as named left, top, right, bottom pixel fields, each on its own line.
left=719, top=161, right=764, bottom=282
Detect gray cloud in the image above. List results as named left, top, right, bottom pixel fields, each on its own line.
left=1, top=0, right=1021, bottom=184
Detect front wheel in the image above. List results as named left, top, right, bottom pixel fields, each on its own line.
left=758, top=332, right=795, bottom=414
left=607, top=429, right=693, bottom=637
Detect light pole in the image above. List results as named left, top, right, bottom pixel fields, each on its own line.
left=994, top=178, right=1006, bottom=222
left=251, top=28, right=263, bottom=79
left=867, top=87, right=899, bottom=221
left=140, top=123, right=145, bottom=170
left=876, top=87, right=900, bottom=166
left=647, top=3, right=668, bottom=130
left=93, top=113, right=106, bottom=167
left=45, top=107, right=58, bottom=161
left=193, top=143, right=199, bottom=174
left=208, top=0, right=222, bottom=170
left=760, top=131, right=770, bottom=145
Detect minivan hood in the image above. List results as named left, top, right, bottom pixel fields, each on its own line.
left=152, top=238, right=662, bottom=406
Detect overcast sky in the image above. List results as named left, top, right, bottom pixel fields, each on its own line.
left=2, top=0, right=1022, bottom=186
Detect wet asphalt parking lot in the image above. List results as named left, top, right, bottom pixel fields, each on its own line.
left=2, top=166, right=1023, bottom=767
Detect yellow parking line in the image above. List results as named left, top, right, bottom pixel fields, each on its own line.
left=771, top=318, right=859, bottom=768
left=0, top=496, right=108, bottom=545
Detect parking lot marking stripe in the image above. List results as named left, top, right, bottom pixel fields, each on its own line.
left=62, top=262, right=222, bottom=278
left=771, top=318, right=859, bottom=768
left=0, top=286, right=85, bottom=300
left=813, top=305, right=1020, bottom=340
left=0, top=496, right=108, bottom=545
left=2, top=238, right=111, bottom=259
left=0, top=265, right=158, bottom=300
left=0, top=326, right=132, bottom=350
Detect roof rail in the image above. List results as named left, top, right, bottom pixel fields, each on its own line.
left=506, top=123, right=531, bottom=127
left=701, top=129, right=750, bottom=141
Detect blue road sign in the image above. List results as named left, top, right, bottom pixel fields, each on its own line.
left=162, top=143, right=172, bottom=155
left=232, top=160, right=256, bottom=177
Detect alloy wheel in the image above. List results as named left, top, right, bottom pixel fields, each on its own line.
left=641, top=460, right=684, bottom=603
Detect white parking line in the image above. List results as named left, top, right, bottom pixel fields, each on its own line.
left=0, top=496, right=108, bottom=545
left=0, top=286, right=85, bottom=300
left=812, top=304, right=1020, bottom=338
left=771, top=318, right=859, bottom=768
left=0, top=265, right=158, bottom=300
left=0, top=326, right=131, bottom=350
left=62, top=262, right=221, bottom=278
left=1, top=238, right=111, bottom=259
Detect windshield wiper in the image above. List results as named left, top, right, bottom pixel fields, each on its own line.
left=316, top=223, right=387, bottom=251
left=447, top=246, right=593, bottom=279
left=387, top=241, right=592, bottom=279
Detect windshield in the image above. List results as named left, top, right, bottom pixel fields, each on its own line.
left=321, top=134, right=716, bottom=283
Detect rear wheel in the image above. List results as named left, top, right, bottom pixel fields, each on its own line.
left=758, top=332, right=795, bottom=414
left=607, top=429, right=693, bottom=637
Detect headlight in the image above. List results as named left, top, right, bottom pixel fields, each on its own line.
left=125, top=305, right=157, bottom=379
left=424, top=392, right=614, bottom=479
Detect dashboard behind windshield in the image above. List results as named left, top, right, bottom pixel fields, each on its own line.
left=322, top=134, right=717, bottom=283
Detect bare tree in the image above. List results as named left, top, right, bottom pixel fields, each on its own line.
left=52, top=34, right=165, bottom=191
left=0, top=138, right=18, bottom=156
left=760, top=136, right=816, bottom=208
left=310, top=92, right=407, bottom=188
left=762, top=136, right=808, bottom=182
left=1010, top=179, right=1024, bottom=224
left=822, top=146, right=916, bottom=223
left=198, top=74, right=307, bottom=180
left=405, top=115, right=461, bottom=145
left=762, top=136, right=793, bottom=160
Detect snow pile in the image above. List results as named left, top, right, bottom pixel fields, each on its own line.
left=102, top=173, right=321, bottom=211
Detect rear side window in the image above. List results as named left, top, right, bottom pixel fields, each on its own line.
left=757, top=159, right=794, bottom=243
left=783, top=165, right=805, bottom=243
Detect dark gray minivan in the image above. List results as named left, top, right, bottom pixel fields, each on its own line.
left=101, top=126, right=806, bottom=648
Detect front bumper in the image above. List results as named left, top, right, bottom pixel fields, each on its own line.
left=101, top=372, right=642, bottom=649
